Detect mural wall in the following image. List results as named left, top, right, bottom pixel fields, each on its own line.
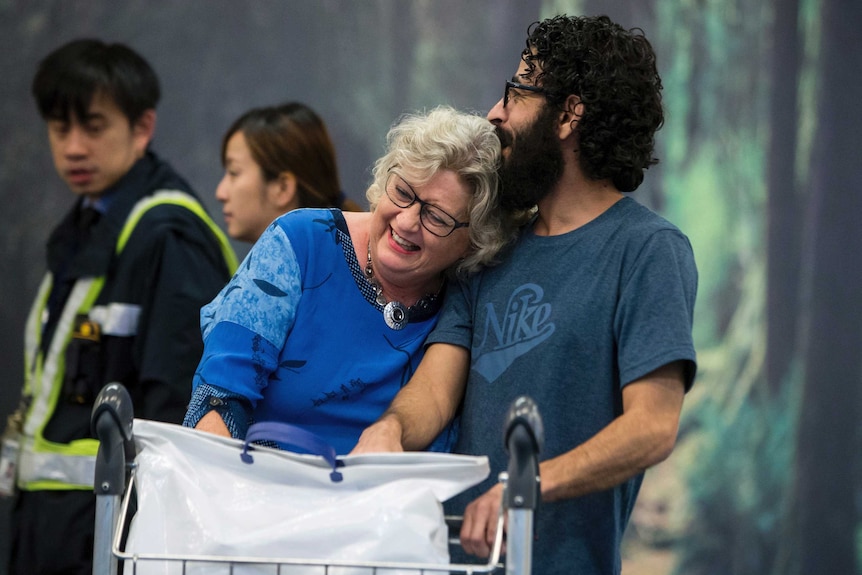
left=0, top=1, right=859, bottom=573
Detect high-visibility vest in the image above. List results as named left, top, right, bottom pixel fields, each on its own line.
left=17, top=190, right=237, bottom=491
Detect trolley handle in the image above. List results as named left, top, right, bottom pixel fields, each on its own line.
left=503, top=396, right=542, bottom=575
left=90, top=383, right=135, bottom=496
left=504, top=396, right=543, bottom=510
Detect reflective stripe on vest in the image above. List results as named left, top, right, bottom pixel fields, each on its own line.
left=18, top=190, right=236, bottom=490
left=17, top=436, right=99, bottom=491
left=88, top=303, right=141, bottom=337
left=23, top=274, right=52, bottom=400
left=119, top=190, right=237, bottom=271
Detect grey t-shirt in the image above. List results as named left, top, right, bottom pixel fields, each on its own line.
left=429, top=197, right=698, bottom=575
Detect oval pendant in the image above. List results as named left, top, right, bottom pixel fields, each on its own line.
left=383, top=301, right=408, bottom=330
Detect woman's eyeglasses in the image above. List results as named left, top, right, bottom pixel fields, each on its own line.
left=384, top=172, right=469, bottom=238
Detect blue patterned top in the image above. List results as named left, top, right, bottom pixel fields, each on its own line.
left=184, top=208, right=457, bottom=454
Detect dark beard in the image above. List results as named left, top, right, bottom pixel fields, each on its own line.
left=497, top=104, right=564, bottom=211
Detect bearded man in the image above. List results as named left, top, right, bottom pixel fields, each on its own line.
left=354, top=14, right=698, bottom=575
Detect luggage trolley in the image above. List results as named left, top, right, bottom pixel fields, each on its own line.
left=90, top=384, right=543, bottom=575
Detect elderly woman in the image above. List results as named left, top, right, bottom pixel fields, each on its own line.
left=183, top=106, right=512, bottom=453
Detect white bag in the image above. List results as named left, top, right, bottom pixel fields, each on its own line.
left=124, top=419, right=490, bottom=575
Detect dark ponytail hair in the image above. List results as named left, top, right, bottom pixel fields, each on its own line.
left=222, top=102, right=362, bottom=211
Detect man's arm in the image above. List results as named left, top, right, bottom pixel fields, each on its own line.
left=540, top=360, right=686, bottom=500
left=460, top=360, right=687, bottom=557
left=351, top=343, right=469, bottom=453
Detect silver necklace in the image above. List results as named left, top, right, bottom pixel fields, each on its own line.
left=365, top=240, right=441, bottom=331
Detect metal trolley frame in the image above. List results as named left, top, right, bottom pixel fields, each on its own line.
left=90, top=384, right=543, bottom=575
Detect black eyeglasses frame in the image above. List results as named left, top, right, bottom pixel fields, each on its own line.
left=384, top=171, right=469, bottom=238
left=504, top=80, right=547, bottom=107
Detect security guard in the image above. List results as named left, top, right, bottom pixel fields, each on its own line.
left=5, top=39, right=237, bottom=575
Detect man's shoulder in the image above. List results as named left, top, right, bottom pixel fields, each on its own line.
left=618, top=197, right=687, bottom=236
left=130, top=188, right=210, bottom=224
left=116, top=188, right=224, bottom=254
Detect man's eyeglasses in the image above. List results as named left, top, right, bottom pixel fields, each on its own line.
left=504, top=80, right=547, bottom=108
left=384, top=172, right=469, bottom=238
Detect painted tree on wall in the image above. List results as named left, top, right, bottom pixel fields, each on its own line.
left=669, top=0, right=862, bottom=571
left=788, top=0, right=862, bottom=571
left=765, top=0, right=802, bottom=393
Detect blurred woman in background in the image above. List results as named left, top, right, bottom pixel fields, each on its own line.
left=216, top=102, right=362, bottom=243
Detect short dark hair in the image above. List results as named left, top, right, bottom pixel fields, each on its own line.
left=523, top=15, right=664, bottom=192
left=32, top=38, right=160, bottom=124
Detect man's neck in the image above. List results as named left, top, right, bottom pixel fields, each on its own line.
left=532, top=170, right=623, bottom=237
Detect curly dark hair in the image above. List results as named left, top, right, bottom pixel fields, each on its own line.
left=522, top=15, right=664, bottom=192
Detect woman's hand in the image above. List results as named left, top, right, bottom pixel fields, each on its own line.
left=349, top=416, right=405, bottom=454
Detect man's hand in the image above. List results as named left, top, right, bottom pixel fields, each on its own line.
left=351, top=343, right=470, bottom=454
left=460, top=483, right=505, bottom=557
left=349, top=416, right=405, bottom=454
